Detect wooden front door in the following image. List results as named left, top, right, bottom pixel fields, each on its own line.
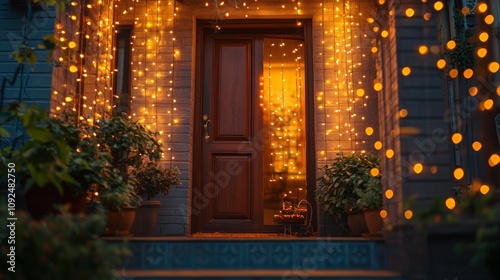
left=193, top=20, right=314, bottom=233
left=196, top=33, right=263, bottom=232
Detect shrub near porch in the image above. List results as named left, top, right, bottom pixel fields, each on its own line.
left=316, top=153, right=381, bottom=234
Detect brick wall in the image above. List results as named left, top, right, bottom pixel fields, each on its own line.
left=50, top=0, right=114, bottom=120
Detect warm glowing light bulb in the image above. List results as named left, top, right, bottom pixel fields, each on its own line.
left=380, top=209, right=388, bottom=219
left=462, top=69, right=473, bottom=79
left=356, top=89, right=365, bottom=97
left=371, top=46, right=378, bottom=53
left=480, top=185, right=490, bottom=195
left=386, top=149, right=394, bottom=159
left=365, top=127, right=374, bottom=136
left=445, top=197, right=456, bottom=210
left=449, top=69, right=459, bottom=78
left=434, top=1, right=444, bottom=11
left=469, top=86, right=478, bottom=96
left=399, top=109, right=408, bottom=118
left=370, top=168, right=380, bottom=177
left=478, top=3, right=488, bottom=13
left=68, top=41, right=77, bottom=49
left=485, top=15, right=495, bottom=25
left=489, top=153, right=500, bottom=167
left=479, top=32, right=489, bottom=42
left=69, top=65, right=78, bottom=73
left=374, top=82, right=383, bottom=91
left=405, top=8, right=415, bottom=17
left=488, top=62, right=499, bottom=73
left=451, top=133, right=463, bottom=144
left=404, top=210, right=413, bottom=220
left=385, top=189, right=394, bottom=199
left=413, top=163, right=423, bottom=174
left=402, top=67, right=411, bottom=76
left=446, top=40, right=456, bottom=50
left=477, top=48, right=488, bottom=58
left=436, top=59, right=447, bottom=69
left=418, top=45, right=429, bottom=55
left=484, top=99, right=494, bottom=110
left=453, top=167, right=464, bottom=180
left=381, top=30, right=389, bottom=38
left=374, top=141, right=383, bottom=150
left=472, top=141, right=482, bottom=151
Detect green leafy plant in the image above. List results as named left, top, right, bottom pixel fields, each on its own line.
left=133, top=162, right=181, bottom=200
left=354, top=174, right=382, bottom=210
left=0, top=102, right=140, bottom=220
left=410, top=185, right=500, bottom=279
left=0, top=206, right=130, bottom=280
left=315, top=153, right=380, bottom=221
left=445, top=10, right=476, bottom=70
left=91, top=113, right=162, bottom=171
left=99, top=183, right=140, bottom=212
left=0, top=102, right=71, bottom=191
left=0, top=102, right=106, bottom=195
left=89, top=113, right=162, bottom=211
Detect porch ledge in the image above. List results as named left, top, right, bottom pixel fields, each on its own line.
left=117, top=269, right=403, bottom=278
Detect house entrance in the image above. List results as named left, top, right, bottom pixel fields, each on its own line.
left=193, top=20, right=315, bottom=232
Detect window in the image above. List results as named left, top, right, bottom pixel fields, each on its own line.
left=113, top=26, right=132, bottom=114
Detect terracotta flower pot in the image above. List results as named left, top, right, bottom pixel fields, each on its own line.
left=130, top=200, right=161, bottom=236
left=364, top=209, right=383, bottom=234
left=347, top=212, right=368, bottom=235
left=105, top=206, right=137, bottom=236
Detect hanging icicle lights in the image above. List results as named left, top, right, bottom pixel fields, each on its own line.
left=50, top=0, right=499, bottom=222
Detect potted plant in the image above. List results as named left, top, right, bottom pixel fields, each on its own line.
left=97, top=167, right=141, bottom=236
left=354, top=172, right=383, bottom=235
left=89, top=113, right=163, bottom=236
left=316, top=153, right=380, bottom=235
left=0, top=102, right=108, bottom=219
left=130, top=162, right=181, bottom=236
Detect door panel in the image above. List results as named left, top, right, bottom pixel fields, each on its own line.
left=214, top=41, right=251, bottom=141
left=212, top=154, right=251, bottom=220
left=199, top=34, right=262, bottom=232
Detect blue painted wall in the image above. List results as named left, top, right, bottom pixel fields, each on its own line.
left=0, top=0, right=55, bottom=146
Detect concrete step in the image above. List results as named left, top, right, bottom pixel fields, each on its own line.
left=112, top=237, right=389, bottom=270
left=116, top=268, right=404, bottom=280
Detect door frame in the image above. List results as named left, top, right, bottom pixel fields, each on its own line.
left=192, top=18, right=316, bottom=233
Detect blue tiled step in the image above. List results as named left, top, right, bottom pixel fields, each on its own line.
left=116, top=268, right=403, bottom=280
left=116, top=237, right=389, bottom=270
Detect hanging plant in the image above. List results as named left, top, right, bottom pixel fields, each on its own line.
left=445, top=10, right=476, bottom=71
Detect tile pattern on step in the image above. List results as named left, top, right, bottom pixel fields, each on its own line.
left=124, top=239, right=387, bottom=270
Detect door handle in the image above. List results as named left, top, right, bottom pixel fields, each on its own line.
left=203, top=114, right=211, bottom=141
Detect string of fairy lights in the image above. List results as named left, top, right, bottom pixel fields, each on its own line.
left=48, top=0, right=499, bottom=222
left=262, top=39, right=306, bottom=202
left=116, top=0, right=177, bottom=162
